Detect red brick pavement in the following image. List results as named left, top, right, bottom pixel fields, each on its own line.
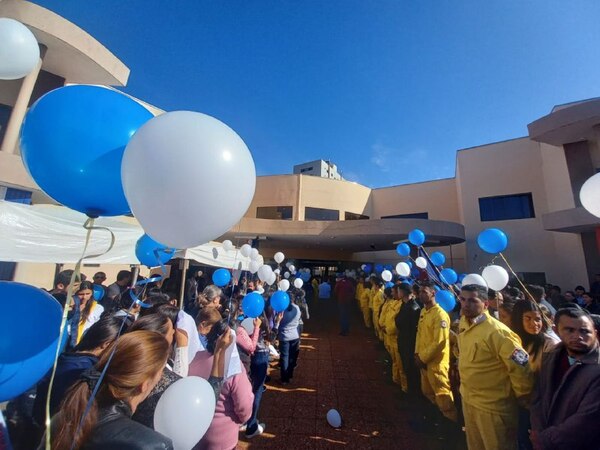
left=238, top=302, right=456, bottom=450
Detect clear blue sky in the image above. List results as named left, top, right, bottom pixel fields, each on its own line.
left=34, top=0, right=600, bottom=187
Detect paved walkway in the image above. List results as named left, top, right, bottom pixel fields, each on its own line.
left=239, top=301, right=461, bottom=449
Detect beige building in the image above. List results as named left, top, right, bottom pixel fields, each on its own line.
left=1, top=1, right=599, bottom=292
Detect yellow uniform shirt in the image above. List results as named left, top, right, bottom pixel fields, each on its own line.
left=383, top=300, right=401, bottom=336
left=457, top=313, right=534, bottom=414
left=356, top=283, right=364, bottom=301
left=379, top=300, right=392, bottom=330
left=415, top=304, right=451, bottom=367
left=359, top=287, right=371, bottom=308
left=371, top=289, right=385, bottom=318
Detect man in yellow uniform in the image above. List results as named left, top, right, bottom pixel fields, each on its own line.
left=458, top=284, right=533, bottom=450
left=414, top=282, right=457, bottom=422
left=355, top=276, right=365, bottom=307
left=381, top=285, right=405, bottom=390
left=370, top=276, right=385, bottom=340
left=359, top=280, right=372, bottom=328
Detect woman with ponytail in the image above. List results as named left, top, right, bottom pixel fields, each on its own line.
left=48, top=331, right=173, bottom=450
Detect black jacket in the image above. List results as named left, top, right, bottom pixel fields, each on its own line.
left=82, top=401, right=173, bottom=450
left=395, top=298, right=421, bottom=356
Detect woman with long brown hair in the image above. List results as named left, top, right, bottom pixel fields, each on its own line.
left=75, top=280, right=104, bottom=344
left=49, top=330, right=172, bottom=450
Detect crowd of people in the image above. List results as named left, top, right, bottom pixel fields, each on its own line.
left=3, top=266, right=600, bottom=450
left=348, top=273, right=600, bottom=450
left=4, top=268, right=310, bottom=450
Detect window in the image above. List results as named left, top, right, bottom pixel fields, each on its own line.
left=517, top=272, right=546, bottom=286
left=300, top=167, right=313, bottom=173
left=256, top=206, right=293, bottom=220
left=305, top=207, right=339, bottom=221
left=0, top=104, right=12, bottom=144
left=4, top=187, right=32, bottom=205
left=479, top=193, right=535, bottom=221
left=345, top=212, right=369, bottom=220
left=381, top=212, right=429, bottom=219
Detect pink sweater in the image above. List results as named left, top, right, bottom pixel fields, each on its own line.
left=189, top=351, right=254, bottom=450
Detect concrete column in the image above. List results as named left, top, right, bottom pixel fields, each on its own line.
left=0, top=45, right=47, bottom=154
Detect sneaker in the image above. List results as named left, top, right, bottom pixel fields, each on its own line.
left=245, top=423, right=265, bottom=438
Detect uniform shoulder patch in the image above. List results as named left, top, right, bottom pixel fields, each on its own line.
left=510, top=348, right=529, bottom=366
left=441, top=320, right=448, bottom=328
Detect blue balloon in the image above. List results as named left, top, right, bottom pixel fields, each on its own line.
left=301, top=272, right=311, bottom=282
left=396, top=243, right=410, bottom=257
left=212, top=268, right=232, bottom=287
left=458, top=273, right=467, bottom=283
left=401, top=278, right=414, bottom=286
left=430, top=252, right=446, bottom=266
left=135, top=234, right=173, bottom=268
left=92, top=284, right=105, bottom=301
left=375, top=264, right=384, bottom=274
left=363, top=264, right=372, bottom=274
left=408, top=229, right=426, bottom=246
left=0, top=282, right=65, bottom=401
left=440, top=268, right=458, bottom=285
left=477, top=228, right=508, bottom=254
left=20, top=85, right=154, bottom=217
left=271, top=291, right=290, bottom=312
left=435, top=290, right=456, bottom=312
left=242, top=292, right=265, bottom=318
left=385, top=281, right=394, bottom=288
left=384, top=264, right=393, bottom=271
left=407, top=261, right=413, bottom=268
left=411, top=266, right=420, bottom=277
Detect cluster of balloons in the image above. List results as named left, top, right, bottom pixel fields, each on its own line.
left=20, top=85, right=256, bottom=249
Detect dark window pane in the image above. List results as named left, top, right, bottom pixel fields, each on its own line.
left=381, top=212, right=429, bottom=219
left=345, top=212, right=369, bottom=220
left=0, top=104, right=12, bottom=143
left=305, top=207, right=339, bottom=221
left=0, top=262, right=16, bottom=281
left=256, top=206, right=293, bottom=220
left=479, top=193, right=535, bottom=221
left=5, top=187, right=32, bottom=205
left=300, top=167, right=313, bottom=173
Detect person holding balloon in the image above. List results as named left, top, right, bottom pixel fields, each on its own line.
left=414, top=282, right=458, bottom=426
left=47, top=331, right=173, bottom=450
left=273, top=295, right=302, bottom=385
left=74, top=281, right=105, bottom=345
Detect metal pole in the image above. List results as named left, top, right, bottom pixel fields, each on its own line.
left=179, top=259, right=189, bottom=310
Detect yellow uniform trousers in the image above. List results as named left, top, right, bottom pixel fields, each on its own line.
left=385, top=335, right=407, bottom=391
left=462, top=401, right=517, bottom=450
left=359, top=290, right=372, bottom=328
left=420, top=364, right=457, bottom=422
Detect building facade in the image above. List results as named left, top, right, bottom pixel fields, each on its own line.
left=1, top=1, right=598, bottom=292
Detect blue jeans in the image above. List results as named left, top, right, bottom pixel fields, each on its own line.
left=246, top=351, right=270, bottom=434
left=279, top=339, right=300, bottom=382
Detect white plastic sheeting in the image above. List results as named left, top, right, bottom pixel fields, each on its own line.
left=0, top=201, right=250, bottom=269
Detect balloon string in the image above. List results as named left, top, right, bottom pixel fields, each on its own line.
left=45, top=218, right=115, bottom=450
left=499, top=252, right=533, bottom=301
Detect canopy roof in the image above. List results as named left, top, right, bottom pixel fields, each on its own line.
left=0, top=201, right=250, bottom=269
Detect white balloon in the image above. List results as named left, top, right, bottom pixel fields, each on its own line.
left=462, top=273, right=488, bottom=288
left=241, top=317, right=254, bottom=335
left=267, top=272, right=277, bottom=285
left=326, top=409, right=342, bottom=428
left=240, top=244, right=252, bottom=258
left=285, top=262, right=292, bottom=268
left=396, top=262, right=411, bottom=277
left=154, top=376, right=216, bottom=450
left=361, top=264, right=367, bottom=270
left=415, top=257, right=428, bottom=269
left=381, top=270, right=392, bottom=282
left=278, top=279, right=290, bottom=292
left=289, top=265, right=296, bottom=272
left=222, top=239, right=233, bottom=252
left=274, top=268, right=281, bottom=275
left=257, top=264, right=273, bottom=282
left=294, top=278, right=304, bottom=289
left=0, top=19, right=40, bottom=80
left=248, top=260, right=260, bottom=274
left=250, top=248, right=260, bottom=260
left=580, top=173, right=600, bottom=218
left=274, top=252, right=285, bottom=264
left=284, top=271, right=290, bottom=279
left=482, top=265, right=509, bottom=291
left=122, top=111, right=256, bottom=249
